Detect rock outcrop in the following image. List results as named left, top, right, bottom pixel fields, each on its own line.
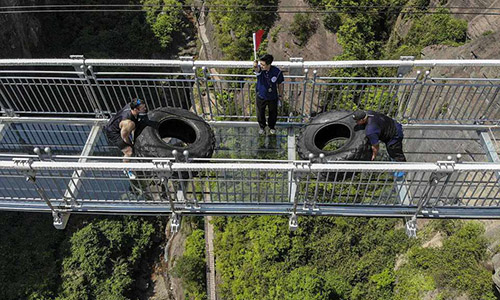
left=0, top=0, right=41, bottom=58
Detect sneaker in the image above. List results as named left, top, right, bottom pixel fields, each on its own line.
left=258, top=128, right=265, bottom=135
left=269, top=129, right=276, bottom=135
left=394, top=171, right=405, bottom=181
left=124, top=170, right=136, bottom=179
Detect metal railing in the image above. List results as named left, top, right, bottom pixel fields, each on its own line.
left=1, top=155, right=499, bottom=219
left=1, top=58, right=500, bottom=123
left=1, top=58, right=500, bottom=232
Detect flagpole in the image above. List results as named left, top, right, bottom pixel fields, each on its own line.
left=253, top=32, right=257, bottom=61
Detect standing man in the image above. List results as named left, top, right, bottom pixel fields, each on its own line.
left=253, top=54, right=284, bottom=135
left=352, top=110, right=406, bottom=162
left=104, top=98, right=147, bottom=162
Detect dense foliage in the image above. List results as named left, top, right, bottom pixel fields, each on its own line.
left=395, top=221, right=495, bottom=299
left=36, top=0, right=164, bottom=58
left=142, top=0, right=184, bottom=48
left=141, top=0, right=196, bottom=52
left=173, top=228, right=207, bottom=300
left=212, top=217, right=495, bottom=299
left=213, top=216, right=411, bottom=299
left=56, top=217, right=160, bottom=299
left=0, top=212, right=65, bottom=300
left=289, top=13, right=318, bottom=46
left=385, top=7, right=468, bottom=58
left=309, top=0, right=407, bottom=60
left=0, top=214, right=163, bottom=300
left=207, top=0, right=279, bottom=60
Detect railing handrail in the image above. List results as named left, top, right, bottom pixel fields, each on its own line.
left=1, top=58, right=500, bottom=69
left=4, top=159, right=499, bottom=172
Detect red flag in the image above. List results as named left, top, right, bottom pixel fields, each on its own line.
left=255, top=29, right=265, bottom=51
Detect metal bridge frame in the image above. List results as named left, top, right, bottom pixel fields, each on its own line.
left=1, top=57, right=500, bottom=235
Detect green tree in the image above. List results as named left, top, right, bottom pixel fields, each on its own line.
left=173, top=229, right=207, bottom=300
left=208, top=0, right=279, bottom=60
left=290, top=14, right=318, bottom=46
left=56, top=217, right=157, bottom=299
left=385, top=7, right=468, bottom=58
left=142, top=0, right=185, bottom=48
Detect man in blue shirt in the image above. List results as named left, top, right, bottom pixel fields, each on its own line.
left=253, top=54, right=284, bottom=135
left=352, top=110, right=406, bottom=162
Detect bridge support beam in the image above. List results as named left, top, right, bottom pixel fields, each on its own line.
left=478, top=130, right=500, bottom=181
left=60, top=124, right=101, bottom=229
left=406, top=160, right=455, bottom=237
left=287, top=127, right=299, bottom=230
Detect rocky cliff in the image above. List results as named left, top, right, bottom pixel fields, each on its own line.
left=0, top=0, right=41, bottom=58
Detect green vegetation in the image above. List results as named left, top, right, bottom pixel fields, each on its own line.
left=212, top=217, right=495, bottom=299
left=142, top=0, right=187, bottom=49
left=270, top=25, right=282, bottom=43
left=207, top=0, right=279, bottom=60
left=290, top=13, right=318, bottom=46
left=0, top=213, right=163, bottom=300
left=483, top=30, right=494, bottom=36
left=395, top=221, right=495, bottom=299
left=385, top=7, right=468, bottom=58
left=56, top=217, right=160, bottom=299
left=0, top=212, right=65, bottom=299
left=173, top=228, right=207, bottom=300
left=310, top=0, right=407, bottom=60
left=36, top=0, right=165, bottom=58
left=213, top=216, right=412, bottom=299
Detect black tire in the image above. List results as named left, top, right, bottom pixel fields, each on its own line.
left=134, top=107, right=215, bottom=176
left=297, top=110, right=372, bottom=179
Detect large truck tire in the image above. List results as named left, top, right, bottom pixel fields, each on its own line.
left=134, top=107, right=215, bottom=178
left=297, top=110, right=372, bottom=179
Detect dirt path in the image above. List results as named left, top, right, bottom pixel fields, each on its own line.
left=205, top=216, right=217, bottom=300
left=150, top=222, right=186, bottom=300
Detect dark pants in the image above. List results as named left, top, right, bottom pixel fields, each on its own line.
left=256, top=96, right=278, bottom=130
left=105, top=130, right=132, bottom=150
left=387, top=139, right=406, bottom=162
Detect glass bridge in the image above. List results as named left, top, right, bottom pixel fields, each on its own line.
left=0, top=56, right=499, bottom=236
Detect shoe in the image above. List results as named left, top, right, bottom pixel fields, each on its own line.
left=269, top=129, right=276, bottom=135
left=258, top=128, right=265, bottom=135
left=394, top=171, right=405, bottom=181
left=124, top=170, right=136, bottom=179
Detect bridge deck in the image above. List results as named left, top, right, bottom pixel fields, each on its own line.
left=0, top=58, right=500, bottom=229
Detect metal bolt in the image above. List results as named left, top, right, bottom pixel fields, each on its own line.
left=33, top=147, right=41, bottom=155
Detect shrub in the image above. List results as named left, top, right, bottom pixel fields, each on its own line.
left=290, top=13, right=318, bottom=46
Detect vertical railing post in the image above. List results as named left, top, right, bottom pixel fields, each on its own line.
left=406, top=160, right=455, bottom=237
left=180, top=57, right=196, bottom=112
left=289, top=57, right=304, bottom=119
left=86, top=64, right=112, bottom=117
left=478, top=130, right=500, bottom=181
left=406, top=70, right=429, bottom=122
left=69, top=55, right=105, bottom=117
left=0, top=81, right=15, bottom=117
left=397, top=56, right=414, bottom=77
left=202, top=67, right=214, bottom=119
left=308, top=70, right=318, bottom=119
left=191, top=66, right=201, bottom=115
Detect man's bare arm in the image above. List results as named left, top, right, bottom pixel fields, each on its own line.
left=371, top=144, right=379, bottom=161
left=119, top=120, right=135, bottom=145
